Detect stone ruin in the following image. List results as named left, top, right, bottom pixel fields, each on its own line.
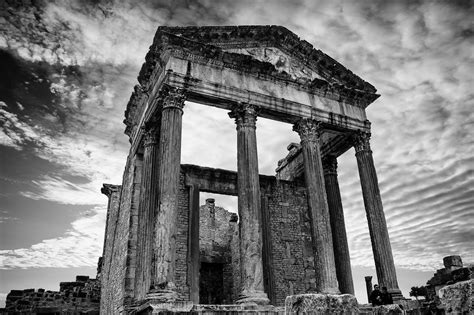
left=0, top=274, right=101, bottom=314
left=99, top=25, right=404, bottom=314
left=425, top=255, right=474, bottom=313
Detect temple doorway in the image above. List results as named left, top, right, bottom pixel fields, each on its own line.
left=198, top=196, right=238, bottom=304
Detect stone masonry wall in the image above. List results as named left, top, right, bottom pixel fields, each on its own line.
left=263, top=178, right=312, bottom=306
left=175, top=172, right=190, bottom=300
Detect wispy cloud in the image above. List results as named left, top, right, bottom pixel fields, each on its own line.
left=0, top=0, right=472, bottom=273
left=0, top=206, right=105, bottom=269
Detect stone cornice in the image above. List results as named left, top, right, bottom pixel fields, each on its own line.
left=152, top=26, right=377, bottom=93
left=136, top=30, right=379, bottom=109
left=101, top=184, right=121, bottom=197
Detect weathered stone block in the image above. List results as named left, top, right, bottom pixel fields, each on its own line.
left=285, top=293, right=358, bottom=314
left=443, top=255, right=463, bottom=269
left=439, top=279, right=473, bottom=314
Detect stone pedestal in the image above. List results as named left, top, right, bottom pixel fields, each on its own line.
left=135, top=125, right=160, bottom=300
left=148, top=87, right=186, bottom=301
left=323, top=155, right=354, bottom=295
left=364, top=276, right=373, bottom=304
left=354, top=132, right=402, bottom=299
left=293, top=119, right=339, bottom=294
left=229, top=104, right=269, bottom=305
left=285, top=293, right=358, bottom=314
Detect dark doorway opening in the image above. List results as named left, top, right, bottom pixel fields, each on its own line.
left=199, top=262, right=224, bottom=304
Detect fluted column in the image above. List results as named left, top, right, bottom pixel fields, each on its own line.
left=229, top=104, right=269, bottom=305
left=293, top=119, right=339, bottom=294
left=323, top=155, right=354, bottom=295
left=135, top=124, right=160, bottom=300
left=354, top=131, right=402, bottom=298
left=148, top=87, right=186, bottom=302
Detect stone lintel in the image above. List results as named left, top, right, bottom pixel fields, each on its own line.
left=181, top=164, right=290, bottom=196
left=167, top=71, right=370, bottom=127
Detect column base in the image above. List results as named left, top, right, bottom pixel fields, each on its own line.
left=146, top=285, right=179, bottom=303
left=285, top=293, right=358, bottom=314
left=236, top=290, right=270, bottom=305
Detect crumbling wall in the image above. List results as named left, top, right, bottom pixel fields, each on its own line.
left=2, top=276, right=100, bottom=314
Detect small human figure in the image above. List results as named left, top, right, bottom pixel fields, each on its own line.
left=380, top=286, right=393, bottom=305
left=369, top=284, right=382, bottom=306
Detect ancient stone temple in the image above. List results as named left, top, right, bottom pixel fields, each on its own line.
left=100, top=25, right=402, bottom=314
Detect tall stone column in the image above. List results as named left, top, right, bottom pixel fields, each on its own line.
left=135, top=124, right=160, bottom=300
left=229, top=104, right=269, bottom=305
left=293, top=119, right=339, bottom=294
left=323, top=155, right=354, bottom=295
left=148, top=87, right=186, bottom=302
left=354, top=131, right=402, bottom=298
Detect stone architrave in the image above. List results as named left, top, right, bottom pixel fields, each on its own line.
left=354, top=131, right=402, bottom=298
left=323, top=155, right=354, bottom=295
left=148, top=87, right=186, bottom=302
left=293, top=118, right=339, bottom=294
left=134, top=123, right=161, bottom=299
left=228, top=104, right=269, bottom=305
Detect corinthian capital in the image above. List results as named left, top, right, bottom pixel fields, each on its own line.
left=228, top=103, right=259, bottom=130
left=293, top=118, right=323, bottom=143
left=160, top=87, right=187, bottom=111
left=353, top=131, right=371, bottom=153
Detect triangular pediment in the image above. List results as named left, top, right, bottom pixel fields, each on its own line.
left=153, top=25, right=377, bottom=94
left=225, top=46, right=324, bottom=83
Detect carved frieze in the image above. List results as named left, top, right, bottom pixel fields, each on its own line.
left=226, top=47, right=324, bottom=82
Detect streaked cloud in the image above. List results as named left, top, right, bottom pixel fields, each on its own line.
left=0, top=206, right=105, bottom=269
left=0, top=0, right=472, bottom=277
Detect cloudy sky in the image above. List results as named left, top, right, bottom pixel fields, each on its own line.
left=0, top=0, right=473, bottom=306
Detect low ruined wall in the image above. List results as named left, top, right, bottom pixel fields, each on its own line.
left=2, top=276, right=100, bottom=314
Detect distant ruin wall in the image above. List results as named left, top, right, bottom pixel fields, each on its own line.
left=2, top=276, right=100, bottom=314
